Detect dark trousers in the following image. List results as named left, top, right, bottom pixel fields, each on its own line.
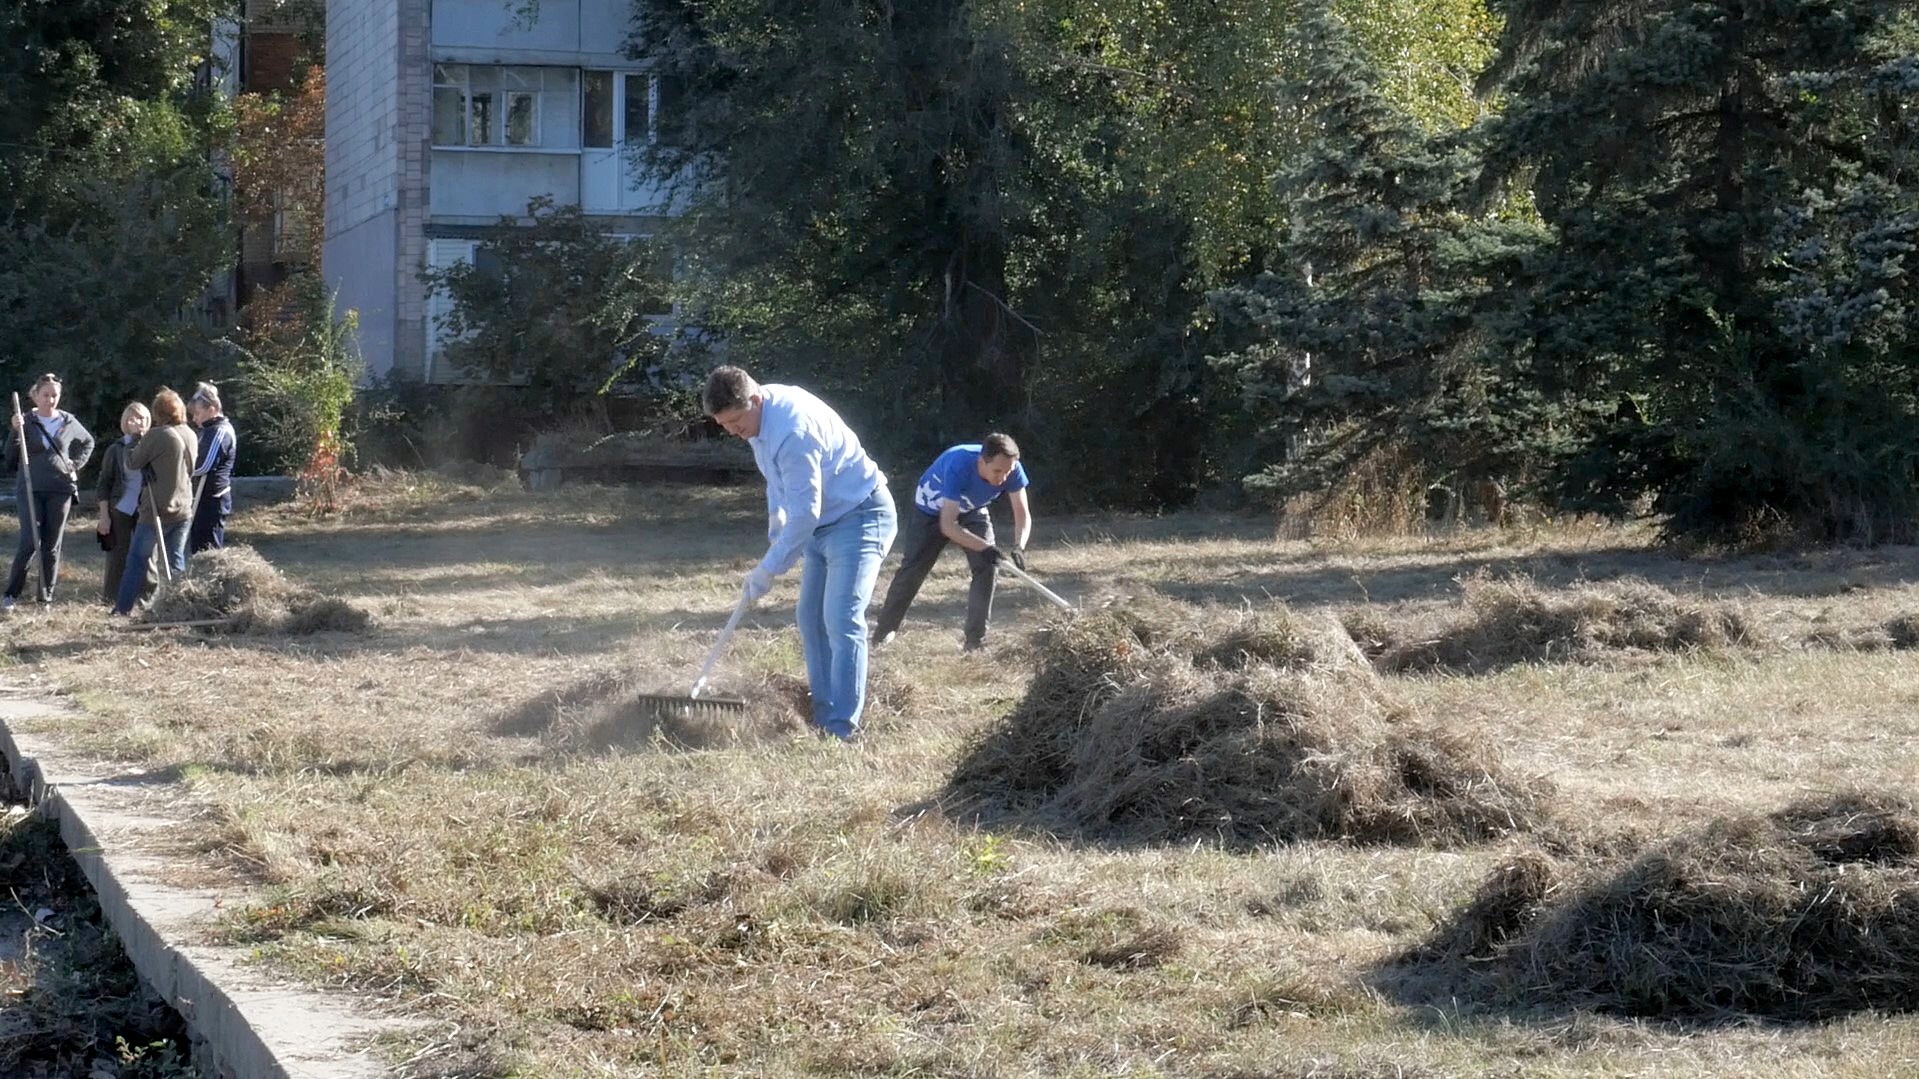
left=188, top=487, right=229, bottom=554
left=101, top=507, right=139, bottom=605
left=872, top=507, right=997, bottom=647
left=6, top=489, right=73, bottom=602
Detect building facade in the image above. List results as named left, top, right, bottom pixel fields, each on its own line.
left=324, top=0, right=668, bottom=380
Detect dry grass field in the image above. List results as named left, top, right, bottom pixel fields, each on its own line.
left=4, top=470, right=1919, bottom=1078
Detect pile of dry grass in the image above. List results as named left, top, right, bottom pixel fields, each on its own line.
left=1403, top=791, right=1919, bottom=1020
left=140, top=545, right=370, bottom=635
left=947, top=600, right=1552, bottom=847
left=1367, top=573, right=1759, bottom=673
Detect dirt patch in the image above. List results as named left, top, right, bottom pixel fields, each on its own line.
left=946, top=601, right=1552, bottom=847
left=140, top=545, right=371, bottom=636
left=499, top=660, right=919, bottom=752
left=1359, top=573, right=1760, bottom=673
left=1395, top=791, right=1919, bottom=1021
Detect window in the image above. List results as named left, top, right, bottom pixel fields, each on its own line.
left=583, top=71, right=614, bottom=148
left=433, top=64, right=547, bottom=147
left=432, top=64, right=467, bottom=145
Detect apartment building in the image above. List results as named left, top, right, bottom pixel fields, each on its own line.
left=324, top=0, right=671, bottom=380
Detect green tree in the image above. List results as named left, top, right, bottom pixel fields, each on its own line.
left=1209, top=9, right=1558, bottom=518
left=422, top=197, right=686, bottom=419
left=0, top=0, right=232, bottom=422
left=627, top=0, right=1499, bottom=506
left=1480, top=0, right=1919, bottom=539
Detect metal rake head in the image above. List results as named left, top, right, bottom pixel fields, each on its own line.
left=631, top=693, right=751, bottom=723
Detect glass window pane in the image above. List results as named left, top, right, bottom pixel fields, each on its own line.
left=623, top=74, right=651, bottom=143
left=502, top=66, right=539, bottom=91
left=583, top=71, right=613, bottom=148
left=469, top=92, right=494, bottom=145
left=432, top=86, right=465, bottom=145
left=506, top=92, right=537, bottom=145
left=433, top=63, right=466, bottom=86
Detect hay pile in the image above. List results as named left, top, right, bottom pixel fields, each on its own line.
left=947, top=601, right=1552, bottom=847
left=140, top=545, right=371, bottom=635
left=1367, top=574, right=1759, bottom=673
left=1403, top=791, right=1919, bottom=1020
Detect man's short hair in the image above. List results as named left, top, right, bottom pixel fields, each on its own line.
left=703, top=366, right=758, bottom=416
left=981, top=432, right=1020, bottom=460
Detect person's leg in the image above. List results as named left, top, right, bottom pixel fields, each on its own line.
left=161, top=519, right=191, bottom=577
left=103, top=508, right=135, bottom=604
left=869, top=509, right=946, bottom=640
left=189, top=492, right=228, bottom=553
left=114, top=521, right=159, bottom=614
left=794, top=539, right=832, bottom=727
left=34, top=492, right=71, bottom=602
left=4, top=493, right=35, bottom=602
left=816, top=489, right=898, bottom=738
left=959, top=509, right=998, bottom=649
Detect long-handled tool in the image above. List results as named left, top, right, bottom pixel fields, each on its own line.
left=9, top=393, right=46, bottom=601
left=1001, top=559, right=1075, bottom=610
left=633, top=592, right=752, bottom=721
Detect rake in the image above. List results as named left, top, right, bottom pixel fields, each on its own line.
left=633, top=591, right=752, bottom=721
left=1001, top=559, right=1075, bottom=610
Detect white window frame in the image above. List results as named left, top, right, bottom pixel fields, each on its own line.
left=433, top=64, right=547, bottom=149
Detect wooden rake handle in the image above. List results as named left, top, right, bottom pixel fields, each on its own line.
left=1000, top=560, right=1075, bottom=610
left=689, top=591, right=752, bottom=699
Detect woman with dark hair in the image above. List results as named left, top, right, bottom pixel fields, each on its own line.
left=93, top=401, right=151, bottom=604
left=3, top=373, right=96, bottom=609
left=111, top=388, right=197, bottom=616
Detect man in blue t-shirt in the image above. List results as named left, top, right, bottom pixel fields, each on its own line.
left=871, top=433, right=1032, bottom=651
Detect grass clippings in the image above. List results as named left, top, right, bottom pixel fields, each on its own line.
left=0, top=810, right=193, bottom=1076
left=1369, top=573, right=1760, bottom=673
left=140, top=545, right=370, bottom=636
left=948, top=602, right=1552, bottom=848
left=1398, top=791, right=1919, bottom=1021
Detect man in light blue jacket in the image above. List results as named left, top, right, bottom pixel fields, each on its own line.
left=704, top=366, right=898, bottom=740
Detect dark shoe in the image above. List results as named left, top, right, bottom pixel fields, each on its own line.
left=961, top=638, right=985, bottom=653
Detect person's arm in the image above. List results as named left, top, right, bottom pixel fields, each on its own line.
left=757, top=437, right=825, bottom=579
left=191, top=428, right=214, bottom=477
left=94, top=445, right=120, bottom=530
left=66, top=419, right=95, bottom=475
left=1008, top=487, right=1032, bottom=551
left=938, top=499, right=994, bottom=553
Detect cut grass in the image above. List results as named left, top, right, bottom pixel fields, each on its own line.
left=4, top=479, right=1919, bottom=1075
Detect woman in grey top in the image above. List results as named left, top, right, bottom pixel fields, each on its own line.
left=92, top=402, right=151, bottom=605
left=3, top=373, right=95, bottom=608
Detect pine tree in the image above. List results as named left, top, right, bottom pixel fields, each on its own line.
left=1210, top=9, right=1556, bottom=514
left=1482, top=0, right=1919, bottom=539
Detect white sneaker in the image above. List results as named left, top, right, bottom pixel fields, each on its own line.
left=1, top=596, right=13, bottom=612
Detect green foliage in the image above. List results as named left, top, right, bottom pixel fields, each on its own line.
left=0, top=0, right=232, bottom=429
left=422, top=197, right=690, bottom=419
left=231, top=274, right=363, bottom=477
left=629, top=0, right=1499, bottom=507
left=1209, top=10, right=1559, bottom=510
left=1479, top=0, right=1919, bottom=540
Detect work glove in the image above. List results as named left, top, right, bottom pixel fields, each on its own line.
left=742, top=565, right=776, bottom=604
left=1009, top=546, right=1027, bottom=571
left=978, top=545, right=1003, bottom=567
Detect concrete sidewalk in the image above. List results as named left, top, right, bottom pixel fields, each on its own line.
left=0, top=686, right=412, bottom=1079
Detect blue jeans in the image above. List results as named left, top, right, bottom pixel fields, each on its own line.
left=795, top=485, right=897, bottom=739
left=113, top=518, right=189, bottom=614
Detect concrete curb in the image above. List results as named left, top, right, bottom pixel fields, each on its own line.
left=0, top=688, right=407, bottom=1078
